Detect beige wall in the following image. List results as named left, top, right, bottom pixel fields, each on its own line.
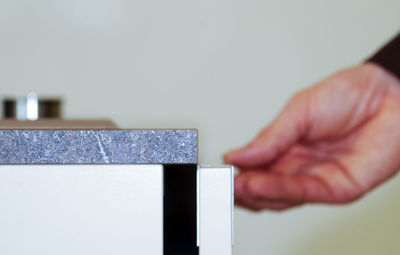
left=1, top=0, right=399, bottom=254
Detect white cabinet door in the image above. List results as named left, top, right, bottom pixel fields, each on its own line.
left=0, top=165, right=163, bottom=255
left=198, top=165, right=234, bottom=255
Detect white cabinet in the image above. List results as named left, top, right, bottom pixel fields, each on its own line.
left=0, top=164, right=233, bottom=255
left=0, top=165, right=163, bottom=255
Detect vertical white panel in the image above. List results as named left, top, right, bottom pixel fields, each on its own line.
left=0, top=165, right=163, bottom=255
left=198, top=165, right=234, bottom=255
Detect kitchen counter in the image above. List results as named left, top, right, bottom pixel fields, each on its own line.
left=0, top=129, right=197, bottom=164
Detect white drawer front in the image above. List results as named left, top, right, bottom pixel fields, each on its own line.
left=0, top=165, right=163, bottom=255
left=198, top=165, right=234, bottom=255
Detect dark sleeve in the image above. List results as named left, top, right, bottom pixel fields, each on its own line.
left=367, top=32, right=400, bottom=80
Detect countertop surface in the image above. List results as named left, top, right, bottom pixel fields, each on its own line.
left=0, top=129, right=197, bottom=164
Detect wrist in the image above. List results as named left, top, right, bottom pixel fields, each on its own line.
left=362, top=62, right=400, bottom=91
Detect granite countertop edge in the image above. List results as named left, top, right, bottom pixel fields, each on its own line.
left=0, top=129, right=198, bottom=164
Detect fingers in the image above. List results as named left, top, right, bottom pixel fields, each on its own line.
left=234, top=170, right=336, bottom=208
left=224, top=92, right=309, bottom=168
left=235, top=196, right=301, bottom=211
left=234, top=171, right=302, bottom=211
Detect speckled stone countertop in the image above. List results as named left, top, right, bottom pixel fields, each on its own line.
left=0, top=130, right=197, bottom=164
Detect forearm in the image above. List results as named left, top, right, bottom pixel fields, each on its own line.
left=367, top=32, right=400, bottom=81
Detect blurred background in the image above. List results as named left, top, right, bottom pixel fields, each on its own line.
left=1, top=0, right=399, bottom=254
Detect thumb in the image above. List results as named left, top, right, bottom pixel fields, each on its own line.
left=224, top=92, right=309, bottom=168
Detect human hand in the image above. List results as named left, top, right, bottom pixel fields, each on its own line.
left=224, top=63, right=400, bottom=211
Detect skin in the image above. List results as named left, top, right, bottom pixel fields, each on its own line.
left=224, top=63, right=400, bottom=211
